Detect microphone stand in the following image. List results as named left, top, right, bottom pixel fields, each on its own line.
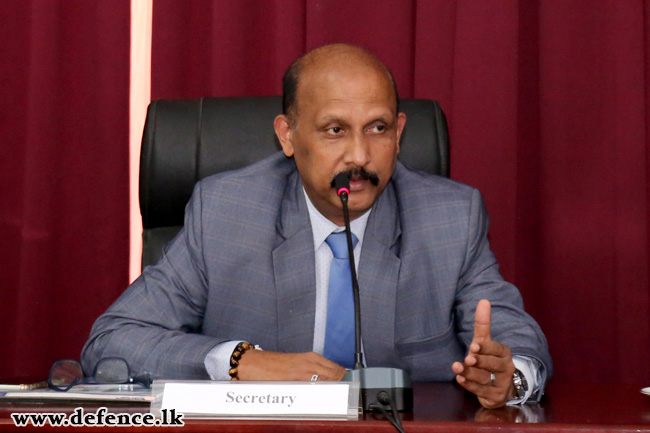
left=337, top=183, right=364, bottom=370
left=333, top=173, right=413, bottom=413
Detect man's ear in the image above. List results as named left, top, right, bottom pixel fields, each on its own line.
left=395, top=112, right=407, bottom=155
left=274, top=115, right=294, bottom=157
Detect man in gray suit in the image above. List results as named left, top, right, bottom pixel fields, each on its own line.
left=82, top=44, right=551, bottom=409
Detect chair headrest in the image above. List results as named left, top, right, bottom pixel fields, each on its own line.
left=140, top=96, right=449, bottom=230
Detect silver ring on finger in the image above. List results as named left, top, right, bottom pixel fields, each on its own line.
left=311, top=374, right=319, bottom=382
left=489, top=372, right=496, bottom=386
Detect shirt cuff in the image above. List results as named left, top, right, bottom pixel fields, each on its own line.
left=507, top=355, right=541, bottom=405
left=204, top=340, right=242, bottom=381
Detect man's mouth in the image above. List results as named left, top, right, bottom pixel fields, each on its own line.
left=349, top=178, right=369, bottom=191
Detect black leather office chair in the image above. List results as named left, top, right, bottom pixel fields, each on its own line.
left=139, top=96, right=449, bottom=268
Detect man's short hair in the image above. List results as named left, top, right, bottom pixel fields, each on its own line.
left=281, top=57, right=303, bottom=124
left=281, top=45, right=400, bottom=126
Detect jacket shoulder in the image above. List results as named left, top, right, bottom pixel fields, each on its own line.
left=186, top=152, right=297, bottom=230
left=198, top=152, right=296, bottom=191
left=392, top=162, right=477, bottom=203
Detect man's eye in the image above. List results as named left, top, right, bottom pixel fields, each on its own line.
left=327, top=127, right=343, bottom=134
left=369, top=125, right=386, bottom=133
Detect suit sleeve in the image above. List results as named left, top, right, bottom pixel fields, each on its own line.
left=454, top=189, right=553, bottom=397
left=81, top=181, right=221, bottom=379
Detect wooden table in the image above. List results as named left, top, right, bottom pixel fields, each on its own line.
left=1, top=382, right=649, bottom=432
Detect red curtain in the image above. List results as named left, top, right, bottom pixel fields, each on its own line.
left=0, top=1, right=130, bottom=379
left=152, top=0, right=650, bottom=385
left=2, top=0, right=648, bottom=386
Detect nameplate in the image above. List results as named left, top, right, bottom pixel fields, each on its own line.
left=150, top=380, right=360, bottom=420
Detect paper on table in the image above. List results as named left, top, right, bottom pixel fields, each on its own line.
left=0, top=384, right=152, bottom=402
left=0, top=382, right=48, bottom=391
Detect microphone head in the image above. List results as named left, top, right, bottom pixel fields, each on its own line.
left=332, top=172, right=350, bottom=196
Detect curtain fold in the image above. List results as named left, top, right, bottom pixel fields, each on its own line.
left=533, top=0, right=650, bottom=381
left=0, top=1, right=130, bottom=378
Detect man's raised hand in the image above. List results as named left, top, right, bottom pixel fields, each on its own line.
left=451, top=299, right=516, bottom=409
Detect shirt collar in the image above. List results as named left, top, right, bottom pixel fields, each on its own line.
left=303, top=188, right=371, bottom=251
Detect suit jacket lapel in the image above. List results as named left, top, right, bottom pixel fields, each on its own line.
left=272, top=170, right=316, bottom=352
left=271, top=171, right=402, bottom=360
left=358, top=181, right=402, bottom=367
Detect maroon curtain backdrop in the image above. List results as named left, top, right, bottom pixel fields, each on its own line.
left=152, top=0, right=650, bottom=385
left=2, top=0, right=646, bottom=386
left=0, top=1, right=130, bottom=379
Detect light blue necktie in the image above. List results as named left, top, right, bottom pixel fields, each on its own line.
left=323, top=231, right=358, bottom=369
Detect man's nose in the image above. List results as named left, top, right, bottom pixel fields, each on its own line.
left=343, top=132, right=370, bottom=167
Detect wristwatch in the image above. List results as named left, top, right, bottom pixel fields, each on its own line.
left=512, top=369, right=529, bottom=400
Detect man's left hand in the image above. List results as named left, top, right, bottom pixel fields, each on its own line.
left=451, top=299, right=516, bottom=409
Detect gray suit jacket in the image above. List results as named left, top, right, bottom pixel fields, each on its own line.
left=82, top=152, right=551, bottom=388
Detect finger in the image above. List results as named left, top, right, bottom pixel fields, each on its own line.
left=472, top=299, right=492, bottom=343
left=465, top=354, right=511, bottom=374
left=457, top=361, right=516, bottom=407
left=456, top=365, right=496, bottom=387
left=470, top=340, right=512, bottom=358
left=306, top=353, right=347, bottom=381
left=456, top=372, right=508, bottom=409
left=315, top=364, right=347, bottom=381
left=465, top=342, right=510, bottom=366
left=456, top=371, right=491, bottom=397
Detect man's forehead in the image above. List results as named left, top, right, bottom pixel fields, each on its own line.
left=300, top=47, right=390, bottom=86
left=297, top=60, right=396, bottom=111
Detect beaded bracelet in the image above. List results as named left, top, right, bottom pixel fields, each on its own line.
left=229, top=341, right=253, bottom=380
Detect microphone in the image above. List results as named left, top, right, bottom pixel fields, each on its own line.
left=332, top=173, right=363, bottom=370
left=332, top=173, right=413, bottom=413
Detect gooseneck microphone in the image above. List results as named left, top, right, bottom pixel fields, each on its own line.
left=333, top=173, right=364, bottom=370
left=332, top=173, right=413, bottom=416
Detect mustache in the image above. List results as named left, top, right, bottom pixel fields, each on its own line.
left=330, top=168, right=380, bottom=188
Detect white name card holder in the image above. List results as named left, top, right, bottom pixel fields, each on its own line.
left=150, top=380, right=360, bottom=420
